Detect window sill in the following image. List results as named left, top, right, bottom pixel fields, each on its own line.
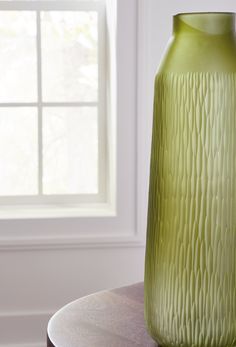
left=0, top=202, right=116, bottom=220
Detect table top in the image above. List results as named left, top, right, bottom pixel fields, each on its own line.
left=47, top=282, right=157, bottom=347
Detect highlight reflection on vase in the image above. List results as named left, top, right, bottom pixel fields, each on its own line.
left=145, top=12, right=236, bottom=347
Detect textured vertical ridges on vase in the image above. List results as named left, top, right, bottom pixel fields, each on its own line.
left=145, top=73, right=236, bottom=347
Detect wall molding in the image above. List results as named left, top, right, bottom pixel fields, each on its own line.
left=0, top=234, right=145, bottom=251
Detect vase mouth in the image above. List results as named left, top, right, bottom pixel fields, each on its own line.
left=173, top=12, right=236, bottom=35
left=175, top=12, right=235, bottom=17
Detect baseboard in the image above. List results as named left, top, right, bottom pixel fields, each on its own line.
left=0, top=310, right=53, bottom=347
left=0, top=344, right=45, bottom=347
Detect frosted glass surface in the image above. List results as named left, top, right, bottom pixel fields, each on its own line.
left=41, top=11, right=98, bottom=102
left=43, top=107, right=98, bottom=194
left=0, top=12, right=37, bottom=102
left=0, top=108, right=38, bottom=195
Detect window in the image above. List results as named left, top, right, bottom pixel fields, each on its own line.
left=0, top=0, right=108, bottom=215
left=0, top=0, right=143, bottom=247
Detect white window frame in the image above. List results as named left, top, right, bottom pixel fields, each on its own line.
left=0, top=0, right=111, bottom=218
left=0, top=0, right=147, bottom=251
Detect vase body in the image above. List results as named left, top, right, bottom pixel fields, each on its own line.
left=145, top=13, right=236, bottom=347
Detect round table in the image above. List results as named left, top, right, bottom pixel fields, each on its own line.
left=47, top=282, right=157, bottom=347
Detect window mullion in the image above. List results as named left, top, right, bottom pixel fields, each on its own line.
left=36, top=10, right=43, bottom=196
left=0, top=102, right=98, bottom=107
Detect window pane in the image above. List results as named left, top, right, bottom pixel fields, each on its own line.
left=41, top=11, right=98, bottom=102
left=0, top=12, right=37, bottom=102
left=0, top=108, right=38, bottom=196
left=43, top=107, right=98, bottom=194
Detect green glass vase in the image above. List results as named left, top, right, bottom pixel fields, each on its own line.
left=145, top=12, right=236, bottom=347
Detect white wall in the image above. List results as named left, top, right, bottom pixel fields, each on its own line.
left=1, top=0, right=236, bottom=346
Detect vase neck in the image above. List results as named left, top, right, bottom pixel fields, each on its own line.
left=173, top=13, right=236, bottom=36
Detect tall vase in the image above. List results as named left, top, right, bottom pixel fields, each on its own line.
left=145, top=12, right=236, bottom=347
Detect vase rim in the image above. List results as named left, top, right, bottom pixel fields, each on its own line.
left=175, top=12, right=235, bottom=17
left=173, top=12, right=236, bottom=35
